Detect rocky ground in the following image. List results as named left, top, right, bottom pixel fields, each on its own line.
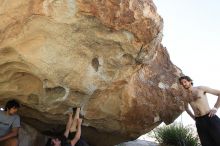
left=117, top=139, right=158, bottom=146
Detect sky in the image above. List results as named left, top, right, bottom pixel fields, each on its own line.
left=153, top=0, right=220, bottom=125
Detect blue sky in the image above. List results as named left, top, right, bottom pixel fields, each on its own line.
left=153, top=0, right=220, bottom=125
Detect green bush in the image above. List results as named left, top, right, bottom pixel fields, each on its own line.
left=153, top=124, right=200, bottom=146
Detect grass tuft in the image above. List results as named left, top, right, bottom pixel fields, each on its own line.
left=154, top=124, right=200, bottom=146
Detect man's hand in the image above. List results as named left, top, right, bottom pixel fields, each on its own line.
left=209, top=107, right=218, bottom=117
left=0, top=128, right=19, bottom=142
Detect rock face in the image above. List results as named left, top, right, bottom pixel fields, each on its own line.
left=0, top=0, right=186, bottom=146
left=19, top=123, right=47, bottom=146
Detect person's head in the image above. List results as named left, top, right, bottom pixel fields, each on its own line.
left=4, top=99, right=20, bottom=115
left=46, top=137, right=61, bottom=146
left=179, top=76, right=193, bottom=89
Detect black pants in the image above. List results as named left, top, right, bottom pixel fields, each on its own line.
left=196, top=114, right=220, bottom=146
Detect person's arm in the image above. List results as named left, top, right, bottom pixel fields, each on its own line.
left=0, top=115, right=21, bottom=142
left=184, top=103, right=195, bottom=120
left=0, top=128, right=19, bottom=141
left=70, top=108, right=80, bottom=132
left=200, top=86, right=220, bottom=117
left=64, top=112, right=73, bottom=138
left=70, top=118, right=82, bottom=146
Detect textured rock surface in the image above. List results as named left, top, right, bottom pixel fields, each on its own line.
left=19, top=122, right=47, bottom=146
left=0, top=0, right=186, bottom=146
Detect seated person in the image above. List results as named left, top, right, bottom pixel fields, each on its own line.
left=0, top=99, right=21, bottom=146
left=46, top=108, right=89, bottom=146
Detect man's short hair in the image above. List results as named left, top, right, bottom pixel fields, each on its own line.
left=179, top=76, right=193, bottom=85
left=4, top=99, right=20, bottom=111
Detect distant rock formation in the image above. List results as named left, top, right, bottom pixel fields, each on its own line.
left=0, top=0, right=186, bottom=145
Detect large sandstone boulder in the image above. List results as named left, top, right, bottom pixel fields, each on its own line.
left=0, top=0, right=186, bottom=145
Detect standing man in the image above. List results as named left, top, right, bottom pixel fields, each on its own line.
left=179, top=76, right=220, bottom=146
left=0, top=99, right=21, bottom=146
